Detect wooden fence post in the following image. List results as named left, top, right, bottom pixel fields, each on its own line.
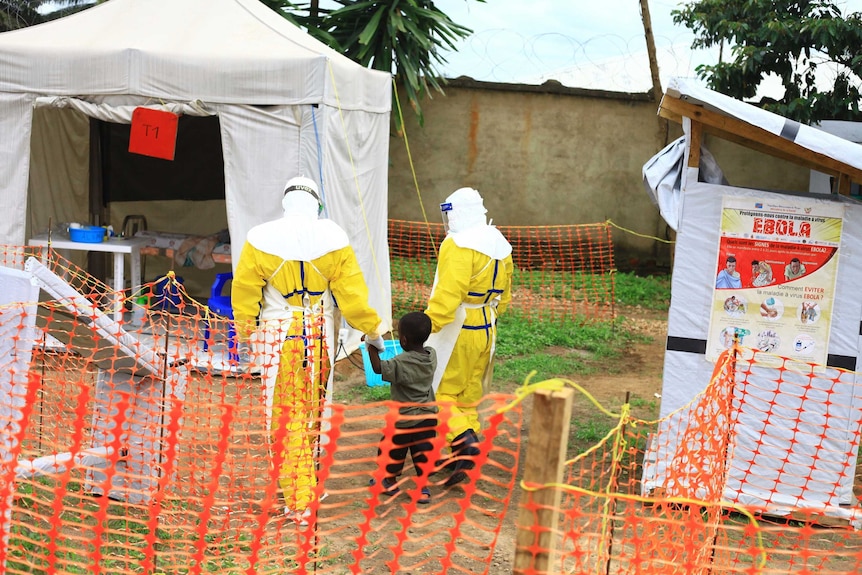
left=513, top=386, right=574, bottom=575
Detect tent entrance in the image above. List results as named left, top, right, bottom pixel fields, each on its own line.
left=27, top=101, right=230, bottom=295
left=99, top=115, right=225, bottom=204
left=95, top=115, right=227, bottom=291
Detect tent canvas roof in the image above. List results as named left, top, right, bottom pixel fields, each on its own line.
left=0, top=0, right=390, bottom=110
left=660, top=78, right=862, bottom=191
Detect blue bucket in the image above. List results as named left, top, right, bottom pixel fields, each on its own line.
left=69, top=225, right=105, bottom=243
left=359, top=340, right=403, bottom=387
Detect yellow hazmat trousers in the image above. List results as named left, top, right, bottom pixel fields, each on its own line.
left=233, top=243, right=381, bottom=512
left=425, top=237, right=513, bottom=442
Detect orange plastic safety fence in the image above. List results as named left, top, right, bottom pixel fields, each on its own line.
left=388, top=220, right=616, bottom=322
left=11, top=244, right=862, bottom=575
left=0, top=246, right=524, bottom=574
left=517, top=348, right=862, bottom=575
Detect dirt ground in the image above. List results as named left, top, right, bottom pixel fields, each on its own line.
left=323, top=306, right=669, bottom=573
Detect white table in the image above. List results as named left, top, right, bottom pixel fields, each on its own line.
left=28, top=234, right=147, bottom=322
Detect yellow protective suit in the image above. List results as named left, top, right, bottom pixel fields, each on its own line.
left=233, top=241, right=381, bottom=513
left=425, top=236, right=513, bottom=441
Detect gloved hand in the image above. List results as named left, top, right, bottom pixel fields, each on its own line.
left=366, top=335, right=386, bottom=351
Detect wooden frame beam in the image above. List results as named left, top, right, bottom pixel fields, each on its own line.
left=659, top=95, right=862, bottom=192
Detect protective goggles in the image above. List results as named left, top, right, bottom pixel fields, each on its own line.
left=285, top=184, right=324, bottom=214
left=440, top=201, right=453, bottom=232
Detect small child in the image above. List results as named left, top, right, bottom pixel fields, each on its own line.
left=366, top=311, right=437, bottom=504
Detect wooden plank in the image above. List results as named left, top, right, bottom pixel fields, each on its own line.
left=688, top=120, right=703, bottom=168
left=836, top=172, right=852, bottom=196
left=514, top=387, right=574, bottom=575
left=659, top=96, right=862, bottom=184
left=659, top=102, right=814, bottom=172
left=657, top=105, right=682, bottom=126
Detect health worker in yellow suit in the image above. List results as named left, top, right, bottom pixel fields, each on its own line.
left=232, top=177, right=384, bottom=524
left=425, top=187, right=513, bottom=487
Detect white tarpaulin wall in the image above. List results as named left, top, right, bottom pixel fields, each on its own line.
left=643, top=78, right=862, bottom=515
left=0, top=0, right=393, bottom=338
left=648, top=181, right=862, bottom=510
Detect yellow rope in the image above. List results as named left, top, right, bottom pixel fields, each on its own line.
left=392, top=79, right=438, bottom=257
left=496, top=374, right=620, bottom=419
left=521, top=480, right=767, bottom=571
left=605, top=218, right=675, bottom=244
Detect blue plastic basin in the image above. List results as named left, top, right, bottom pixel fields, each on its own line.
left=69, top=226, right=105, bottom=243
left=359, top=340, right=403, bottom=387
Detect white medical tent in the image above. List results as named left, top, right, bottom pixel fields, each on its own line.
left=642, top=78, right=862, bottom=522
left=0, top=0, right=393, bottom=336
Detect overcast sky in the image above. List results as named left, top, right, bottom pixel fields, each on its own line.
left=433, top=0, right=704, bottom=88
left=430, top=0, right=862, bottom=91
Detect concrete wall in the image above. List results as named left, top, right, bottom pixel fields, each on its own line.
left=388, top=79, right=810, bottom=272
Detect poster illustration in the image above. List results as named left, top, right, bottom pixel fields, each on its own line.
left=707, top=196, right=844, bottom=365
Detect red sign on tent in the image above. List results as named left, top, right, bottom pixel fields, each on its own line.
left=128, top=108, right=179, bottom=160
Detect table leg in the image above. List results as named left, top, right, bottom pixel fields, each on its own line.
left=112, top=252, right=124, bottom=322
left=129, top=247, right=142, bottom=299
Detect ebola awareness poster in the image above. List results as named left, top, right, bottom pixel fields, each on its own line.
left=707, top=196, right=844, bottom=365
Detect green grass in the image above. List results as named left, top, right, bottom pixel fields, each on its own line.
left=362, top=384, right=392, bottom=402
left=572, top=418, right=616, bottom=443
left=493, top=354, right=596, bottom=385
left=629, top=395, right=658, bottom=413
left=491, top=313, right=650, bottom=388
left=495, top=313, right=645, bottom=359
left=614, top=271, right=671, bottom=310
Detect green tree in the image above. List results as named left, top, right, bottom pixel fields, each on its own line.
left=0, top=0, right=97, bottom=32
left=0, top=0, right=47, bottom=31
left=274, top=0, right=484, bottom=128
left=673, top=0, right=862, bottom=123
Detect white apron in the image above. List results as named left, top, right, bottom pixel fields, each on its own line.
left=245, top=215, right=347, bottom=444
left=250, top=260, right=336, bottom=447
left=426, top=255, right=502, bottom=394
